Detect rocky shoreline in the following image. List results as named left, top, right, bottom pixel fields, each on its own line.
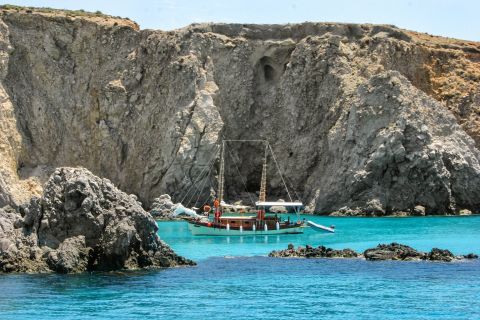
left=0, top=167, right=195, bottom=274
left=269, top=243, right=478, bottom=262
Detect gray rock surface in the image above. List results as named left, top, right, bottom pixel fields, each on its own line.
left=0, top=167, right=194, bottom=273
left=150, top=194, right=176, bottom=219
left=0, top=8, right=479, bottom=215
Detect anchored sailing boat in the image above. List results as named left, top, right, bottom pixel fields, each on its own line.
left=187, top=140, right=306, bottom=236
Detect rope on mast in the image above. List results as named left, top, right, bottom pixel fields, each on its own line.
left=258, top=141, right=268, bottom=202
left=267, top=142, right=294, bottom=203
left=218, top=140, right=225, bottom=204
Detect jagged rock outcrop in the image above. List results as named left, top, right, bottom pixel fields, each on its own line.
left=0, top=7, right=480, bottom=215
left=269, top=242, right=478, bottom=261
left=0, top=167, right=194, bottom=273
left=150, top=194, right=176, bottom=219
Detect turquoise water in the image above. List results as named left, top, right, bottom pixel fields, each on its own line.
left=161, top=215, right=480, bottom=260
left=1, top=215, right=480, bottom=319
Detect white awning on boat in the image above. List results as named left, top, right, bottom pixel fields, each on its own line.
left=255, top=201, right=303, bottom=207
left=220, top=203, right=251, bottom=209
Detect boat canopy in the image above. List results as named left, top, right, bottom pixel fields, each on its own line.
left=255, top=201, right=303, bottom=207
left=220, top=202, right=251, bottom=210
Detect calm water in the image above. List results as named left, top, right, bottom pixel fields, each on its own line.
left=1, top=215, right=479, bottom=319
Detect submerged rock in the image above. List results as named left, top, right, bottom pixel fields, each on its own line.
left=0, top=167, right=195, bottom=273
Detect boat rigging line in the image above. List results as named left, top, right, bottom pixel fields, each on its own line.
left=225, top=142, right=256, bottom=206
left=180, top=144, right=220, bottom=205
left=267, top=142, right=293, bottom=203
left=184, top=151, right=219, bottom=206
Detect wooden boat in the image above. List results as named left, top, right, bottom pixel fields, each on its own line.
left=186, top=140, right=306, bottom=236
left=188, top=201, right=306, bottom=236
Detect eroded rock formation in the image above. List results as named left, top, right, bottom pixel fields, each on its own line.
left=0, top=167, right=194, bottom=273
left=0, top=7, right=480, bottom=215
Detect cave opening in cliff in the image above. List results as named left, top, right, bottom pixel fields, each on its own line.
left=263, top=64, right=275, bottom=81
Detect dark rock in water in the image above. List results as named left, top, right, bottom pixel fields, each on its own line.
left=364, top=244, right=467, bottom=262
left=463, top=253, right=479, bottom=259
left=270, top=242, right=475, bottom=262
left=327, top=248, right=358, bottom=258
left=426, top=248, right=456, bottom=262
left=45, top=236, right=90, bottom=273
left=363, top=243, right=426, bottom=261
left=0, top=167, right=195, bottom=273
left=269, top=244, right=358, bottom=258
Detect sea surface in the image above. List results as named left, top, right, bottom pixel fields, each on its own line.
left=1, top=215, right=479, bottom=319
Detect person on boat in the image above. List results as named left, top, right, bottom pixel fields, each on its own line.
left=257, top=209, right=265, bottom=221
left=203, top=204, right=211, bottom=217
left=213, top=198, right=221, bottom=223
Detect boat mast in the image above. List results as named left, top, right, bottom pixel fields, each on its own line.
left=258, top=141, right=268, bottom=202
left=218, top=140, right=225, bottom=205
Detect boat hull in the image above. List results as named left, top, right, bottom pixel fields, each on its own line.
left=188, top=222, right=304, bottom=236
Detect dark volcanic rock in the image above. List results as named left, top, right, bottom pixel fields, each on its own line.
left=463, top=253, right=479, bottom=259
left=426, top=248, right=456, bottom=262
left=0, top=167, right=194, bottom=273
left=269, top=242, right=476, bottom=262
left=326, top=248, right=358, bottom=258
left=364, top=244, right=462, bottom=262
left=363, top=243, right=425, bottom=261
left=269, top=243, right=358, bottom=258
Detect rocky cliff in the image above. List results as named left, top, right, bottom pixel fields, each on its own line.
left=0, top=167, right=194, bottom=273
left=0, top=6, right=480, bottom=215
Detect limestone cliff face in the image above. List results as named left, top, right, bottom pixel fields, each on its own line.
left=0, top=7, right=480, bottom=215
